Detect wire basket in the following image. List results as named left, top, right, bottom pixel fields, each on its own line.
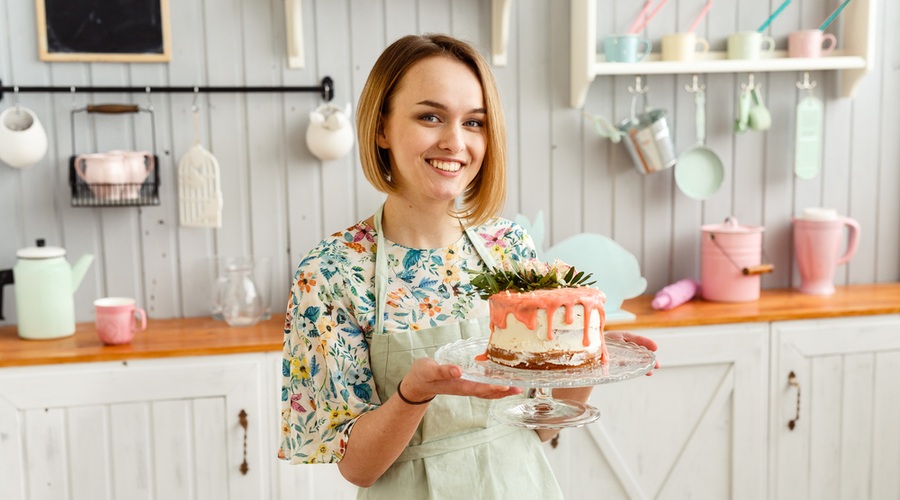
left=68, top=104, right=161, bottom=207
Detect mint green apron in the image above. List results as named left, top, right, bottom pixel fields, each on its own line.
left=357, top=206, right=563, bottom=500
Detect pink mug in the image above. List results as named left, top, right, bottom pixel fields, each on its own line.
left=94, top=297, right=147, bottom=345
left=792, top=208, right=860, bottom=295
left=108, top=150, right=154, bottom=199
left=788, top=29, right=837, bottom=58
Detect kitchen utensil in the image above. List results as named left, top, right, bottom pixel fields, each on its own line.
left=0, top=105, right=48, bottom=169
left=109, top=150, right=155, bottom=199
left=795, top=92, right=824, bottom=179
left=651, top=279, right=700, bottom=310
left=628, top=0, right=669, bottom=33
left=733, top=88, right=752, bottom=134
left=688, top=0, right=714, bottom=33
left=675, top=89, right=724, bottom=200
left=793, top=208, right=860, bottom=295
left=757, top=0, right=793, bottom=32
left=0, top=239, right=94, bottom=339
left=617, top=108, right=677, bottom=174
left=584, top=113, right=622, bottom=143
left=661, top=32, right=710, bottom=62
left=178, top=100, right=223, bottom=228
left=701, top=217, right=773, bottom=302
left=94, top=297, right=147, bottom=345
left=748, top=86, right=772, bottom=131
left=306, top=102, right=354, bottom=161
left=819, top=0, right=854, bottom=30
left=209, top=256, right=272, bottom=321
left=788, top=29, right=837, bottom=58
left=73, top=152, right=128, bottom=201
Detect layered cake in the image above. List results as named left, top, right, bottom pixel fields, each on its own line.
left=470, top=259, right=608, bottom=370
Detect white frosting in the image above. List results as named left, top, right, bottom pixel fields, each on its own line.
left=490, top=306, right=602, bottom=366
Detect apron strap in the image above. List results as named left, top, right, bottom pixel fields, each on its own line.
left=394, top=423, right=521, bottom=462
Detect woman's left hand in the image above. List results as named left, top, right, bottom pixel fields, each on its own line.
left=606, top=330, right=661, bottom=375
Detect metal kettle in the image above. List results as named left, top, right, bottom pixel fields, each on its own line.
left=0, top=239, right=94, bottom=340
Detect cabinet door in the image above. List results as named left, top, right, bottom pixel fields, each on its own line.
left=770, top=315, right=900, bottom=500
left=547, top=323, right=769, bottom=500
left=0, top=354, right=269, bottom=500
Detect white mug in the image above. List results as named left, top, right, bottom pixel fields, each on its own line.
left=661, top=32, right=710, bottom=62
left=0, top=106, right=48, bottom=169
left=727, top=31, right=776, bottom=60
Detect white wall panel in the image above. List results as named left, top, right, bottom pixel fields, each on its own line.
left=0, top=0, right=897, bottom=328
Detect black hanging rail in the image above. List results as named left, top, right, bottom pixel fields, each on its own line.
left=0, top=76, right=333, bottom=102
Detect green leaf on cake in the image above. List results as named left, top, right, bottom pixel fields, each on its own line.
left=467, top=258, right=596, bottom=300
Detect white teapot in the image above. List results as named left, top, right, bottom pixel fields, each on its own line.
left=306, top=102, right=354, bottom=161
left=0, top=106, right=48, bottom=169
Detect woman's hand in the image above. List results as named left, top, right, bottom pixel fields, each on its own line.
left=400, top=357, right=523, bottom=402
left=606, top=330, right=661, bottom=374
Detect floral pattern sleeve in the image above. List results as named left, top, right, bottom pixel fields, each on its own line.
left=279, top=241, right=378, bottom=464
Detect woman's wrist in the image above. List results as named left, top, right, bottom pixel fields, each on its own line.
left=396, top=377, right=435, bottom=405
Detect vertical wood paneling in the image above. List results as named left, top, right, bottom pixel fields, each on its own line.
left=192, top=398, right=229, bottom=499
left=110, top=402, right=153, bottom=499
left=839, top=353, right=874, bottom=499
left=151, top=400, right=194, bottom=499
left=0, top=397, right=25, bottom=499
left=872, top=350, right=900, bottom=500
left=67, top=405, right=112, bottom=500
left=808, top=356, right=842, bottom=500
left=23, top=407, right=69, bottom=497
left=0, top=0, right=898, bottom=329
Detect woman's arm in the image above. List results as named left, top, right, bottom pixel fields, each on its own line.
left=338, top=357, right=521, bottom=487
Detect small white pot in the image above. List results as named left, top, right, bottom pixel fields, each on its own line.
left=306, top=102, right=354, bottom=161
left=0, top=106, right=49, bottom=169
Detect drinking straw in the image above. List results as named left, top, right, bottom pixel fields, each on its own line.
left=757, top=0, right=792, bottom=33
left=819, top=0, right=853, bottom=30
left=629, top=0, right=670, bottom=34
left=688, top=1, right=714, bottom=33
left=627, top=0, right=654, bottom=35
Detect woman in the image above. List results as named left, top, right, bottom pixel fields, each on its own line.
left=280, top=34, right=658, bottom=498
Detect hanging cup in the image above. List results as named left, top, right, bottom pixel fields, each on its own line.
left=0, top=106, right=49, bottom=169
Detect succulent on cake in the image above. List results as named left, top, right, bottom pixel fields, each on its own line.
left=468, top=258, right=596, bottom=300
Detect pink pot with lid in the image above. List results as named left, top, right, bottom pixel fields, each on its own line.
left=700, top=216, right=774, bottom=302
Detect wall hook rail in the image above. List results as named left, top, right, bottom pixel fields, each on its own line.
left=628, top=75, right=649, bottom=94
left=796, top=71, right=817, bottom=91
left=0, top=76, right=334, bottom=102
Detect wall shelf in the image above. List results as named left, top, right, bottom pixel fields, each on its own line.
left=570, top=0, right=878, bottom=107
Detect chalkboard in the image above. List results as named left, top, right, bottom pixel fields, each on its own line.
left=36, top=0, right=171, bottom=62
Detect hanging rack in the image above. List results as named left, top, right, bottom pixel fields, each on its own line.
left=684, top=74, right=706, bottom=93
left=796, top=71, right=817, bottom=91
left=628, top=75, right=649, bottom=94
left=0, top=76, right=334, bottom=102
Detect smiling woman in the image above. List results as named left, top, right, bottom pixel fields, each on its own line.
left=36, top=0, right=171, bottom=62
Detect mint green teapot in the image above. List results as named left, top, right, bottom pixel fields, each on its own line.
left=0, top=239, right=94, bottom=340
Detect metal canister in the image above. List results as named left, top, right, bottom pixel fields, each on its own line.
left=617, top=109, right=677, bottom=174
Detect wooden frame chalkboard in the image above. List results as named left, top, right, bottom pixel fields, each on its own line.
left=36, top=0, right=171, bottom=62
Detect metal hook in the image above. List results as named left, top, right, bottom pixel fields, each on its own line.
left=628, top=75, right=649, bottom=94
left=145, top=86, right=154, bottom=111
left=13, top=86, right=20, bottom=112
left=191, top=86, right=200, bottom=112
left=684, top=74, right=706, bottom=93
left=796, top=71, right=817, bottom=93
left=740, top=74, right=761, bottom=92
left=70, top=86, right=79, bottom=109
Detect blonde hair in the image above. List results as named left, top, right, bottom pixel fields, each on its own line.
left=356, top=34, right=507, bottom=227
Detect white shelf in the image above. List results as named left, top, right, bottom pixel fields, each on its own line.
left=570, top=0, right=878, bottom=107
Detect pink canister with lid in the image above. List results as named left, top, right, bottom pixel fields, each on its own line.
left=701, top=217, right=773, bottom=302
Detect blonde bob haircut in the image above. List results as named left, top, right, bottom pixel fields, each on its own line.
left=356, top=34, right=507, bottom=228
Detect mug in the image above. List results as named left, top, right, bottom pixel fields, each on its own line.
left=108, top=150, right=154, bottom=199
left=0, top=106, right=48, bottom=169
left=661, top=32, right=710, bottom=62
left=788, top=29, right=837, bottom=58
left=73, top=153, right=127, bottom=200
left=94, top=297, right=147, bottom=345
left=727, top=31, right=776, bottom=60
left=604, top=35, right=652, bottom=63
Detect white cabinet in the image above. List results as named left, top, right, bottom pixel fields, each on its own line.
left=0, top=354, right=271, bottom=500
left=769, top=314, right=900, bottom=500
left=570, top=0, right=879, bottom=106
left=547, top=323, right=770, bottom=500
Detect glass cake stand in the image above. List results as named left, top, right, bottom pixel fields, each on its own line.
left=433, top=332, right=656, bottom=429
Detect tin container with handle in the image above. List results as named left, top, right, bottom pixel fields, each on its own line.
left=617, top=108, right=677, bottom=174
left=701, top=217, right=773, bottom=302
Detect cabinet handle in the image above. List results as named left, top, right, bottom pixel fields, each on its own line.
left=787, top=371, right=801, bottom=431
left=239, top=409, right=249, bottom=475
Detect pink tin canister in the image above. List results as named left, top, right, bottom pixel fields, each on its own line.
left=701, top=217, right=773, bottom=302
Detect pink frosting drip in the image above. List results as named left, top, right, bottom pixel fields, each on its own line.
left=488, top=287, right=606, bottom=346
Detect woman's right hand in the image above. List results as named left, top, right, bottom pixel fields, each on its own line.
left=400, top=357, right=523, bottom=402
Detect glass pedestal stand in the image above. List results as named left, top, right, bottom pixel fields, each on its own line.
left=434, top=333, right=656, bottom=429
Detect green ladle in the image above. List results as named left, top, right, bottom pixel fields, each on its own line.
left=733, top=88, right=751, bottom=134
left=748, top=86, right=772, bottom=131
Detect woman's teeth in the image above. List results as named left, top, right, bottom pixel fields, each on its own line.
left=429, top=160, right=461, bottom=172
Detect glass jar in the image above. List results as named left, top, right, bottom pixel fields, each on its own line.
left=220, top=263, right=264, bottom=327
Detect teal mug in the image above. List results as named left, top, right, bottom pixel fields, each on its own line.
left=604, top=35, right=652, bottom=63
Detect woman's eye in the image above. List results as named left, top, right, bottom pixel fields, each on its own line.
left=419, top=114, right=440, bottom=123
left=464, top=119, right=484, bottom=128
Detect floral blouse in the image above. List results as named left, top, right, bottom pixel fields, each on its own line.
left=278, top=217, right=536, bottom=464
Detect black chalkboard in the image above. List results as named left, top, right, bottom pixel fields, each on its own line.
left=36, top=0, right=171, bottom=62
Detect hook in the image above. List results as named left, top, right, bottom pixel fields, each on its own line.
left=796, top=71, right=817, bottom=92
left=13, top=86, right=20, bottom=113
left=191, top=86, right=200, bottom=112
left=740, top=74, right=761, bottom=92
left=70, top=86, right=79, bottom=109
left=628, top=75, right=649, bottom=94
left=684, top=74, right=706, bottom=93
left=145, top=86, right=154, bottom=111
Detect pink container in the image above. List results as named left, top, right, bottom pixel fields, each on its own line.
left=701, top=217, right=772, bottom=302
left=793, top=208, right=860, bottom=295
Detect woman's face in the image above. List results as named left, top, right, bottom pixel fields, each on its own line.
left=377, top=56, right=486, bottom=210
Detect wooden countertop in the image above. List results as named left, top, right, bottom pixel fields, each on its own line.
left=2, top=283, right=899, bottom=368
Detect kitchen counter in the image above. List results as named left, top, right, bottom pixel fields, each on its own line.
left=2, top=283, right=898, bottom=368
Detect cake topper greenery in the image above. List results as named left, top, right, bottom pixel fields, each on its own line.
left=468, top=258, right=596, bottom=300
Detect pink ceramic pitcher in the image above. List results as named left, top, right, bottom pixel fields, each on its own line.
left=793, top=208, right=861, bottom=295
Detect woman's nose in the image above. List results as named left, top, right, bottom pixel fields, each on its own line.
left=438, top=125, right=464, bottom=153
